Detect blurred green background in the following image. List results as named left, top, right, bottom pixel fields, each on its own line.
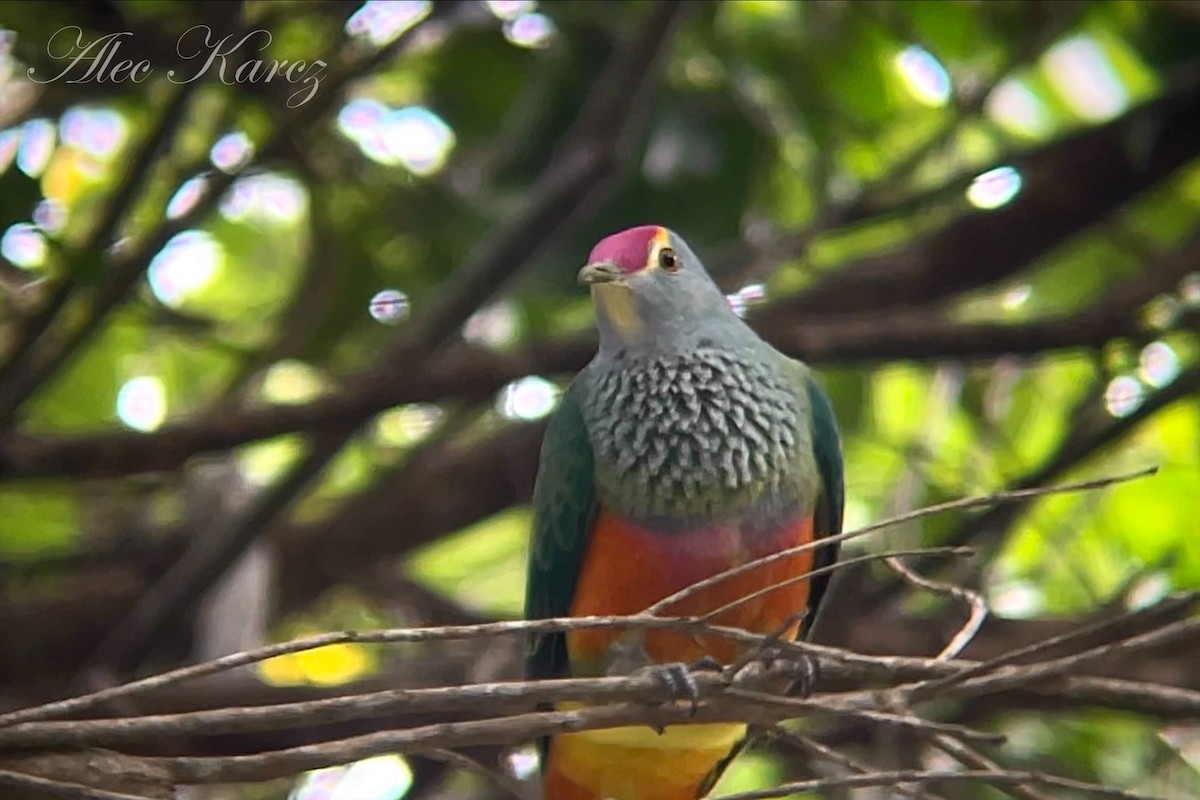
left=0, top=1, right=1198, bottom=798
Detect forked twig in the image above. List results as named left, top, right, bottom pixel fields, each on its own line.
left=929, top=734, right=1055, bottom=800
left=766, top=726, right=948, bottom=800
left=647, top=467, right=1156, bottom=615
left=715, top=768, right=1164, bottom=800
left=698, top=546, right=974, bottom=621
left=885, top=555, right=988, bottom=660
left=0, top=769, right=152, bottom=800
left=420, top=749, right=533, bottom=800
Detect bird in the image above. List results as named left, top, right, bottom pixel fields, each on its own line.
left=524, top=225, right=844, bottom=800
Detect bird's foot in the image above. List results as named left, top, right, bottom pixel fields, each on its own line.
left=635, top=657, right=725, bottom=732
left=734, top=647, right=819, bottom=698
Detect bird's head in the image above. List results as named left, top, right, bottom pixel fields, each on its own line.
left=578, top=225, right=741, bottom=352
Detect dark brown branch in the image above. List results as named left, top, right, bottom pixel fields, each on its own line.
left=754, top=72, right=1200, bottom=321
left=3, top=300, right=1188, bottom=483
left=74, top=0, right=691, bottom=678
left=0, top=769, right=155, bottom=800
left=0, top=78, right=200, bottom=401
left=716, top=769, right=1160, bottom=800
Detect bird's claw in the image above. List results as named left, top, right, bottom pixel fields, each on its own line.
left=658, top=662, right=701, bottom=713
left=734, top=648, right=819, bottom=697
left=689, top=655, right=724, bottom=674
left=636, top=660, right=713, bottom=725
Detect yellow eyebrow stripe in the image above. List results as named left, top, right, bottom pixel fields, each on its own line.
left=645, top=227, right=670, bottom=271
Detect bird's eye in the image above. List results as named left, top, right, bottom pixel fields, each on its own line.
left=658, top=247, right=680, bottom=273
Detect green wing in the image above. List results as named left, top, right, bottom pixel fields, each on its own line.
left=524, top=381, right=597, bottom=686
left=800, top=371, right=845, bottom=637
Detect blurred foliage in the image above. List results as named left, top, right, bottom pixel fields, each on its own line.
left=1, top=1, right=1199, bottom=798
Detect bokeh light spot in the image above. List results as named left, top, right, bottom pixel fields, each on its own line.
left=1137, top=341, right=1179, bottom=388
left=386, top=107, right=455, bottom=175
left=33, top=199, right=66, bottom=234
left=463, top=301, right=518, bottom=348
left=1001, top=284, right=1032, bottom=311
left=985, top=79, right=1053, bottom=138
left=506, top=745, right=539, bottom=780
left=262, top=360, right=327, bottom=405
left=726, top=283, right=768, bottom=319
left=0, top=128, right=20, bottom=172
left=504, top=13, right=556, bottom=49
left=1180, top=272, right=1200, bottom=308
left=166, top=175, right=208, bottom=220
left=1104, top=375, right=1144, bottom=418
left=1043, top=35, right=1128, bottom=122
left=338, top=101, right=455, bottom=176
left=374, top=404, right=443, bottom=447
left=369, top=288, right=410, bottom=324
left=1142, top=294, right=1182, bottom=331
left=346, top=0, right=431, bottom=47
left=1127, top=573, right=1171, bottom=611
left=486, top=0, right=537, bottom=20
left=497, top=376, right=560, bottom=421
left=967, top=166, right=1022, bottom=210
left=60, top=106, right=127, bottom=159
left=17, top=118, right=55, bottom=177
left=220, top=173, right=308, bottom=223
left=147, top=230, right=222, bottom=307
left=210, top=131, right=253, bottom=173
left=289, top=754, right=414, bottom=800
left=1, top=223, right=46, bottom=268
left=990, top=581, right=1042, bottom=618
left=895, top=45, right=951, bottom=107
left=116, top=376, right=167, bottom=432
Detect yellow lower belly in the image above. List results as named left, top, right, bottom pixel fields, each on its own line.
left=545, top=714, right=746, bottom=800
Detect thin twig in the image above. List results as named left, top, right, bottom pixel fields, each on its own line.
left=723, top=688, right=1003, bottom=744
left=697, top=546, right=974, bottom=621
left=418, top=749, right=533, bottom=800
left=158, top=692, right=934, bottom=785
left=0, top=79, right=199, bottom=401
left=910, top=616, right=1200, bottom=705
left=83, top=0, right=691, bottom=678
left=0, top=616, right=750, bottom=728
left=648, top=467, right=1156, bottom=615
left=885, top=555, right=988, bottom=660
left=714, top=768, right=1163, bottom=800
left=930, top=734, right=1055, bottom=800
left=0, top=770, right=154, bottom=800
left=908, top=591, right=1200, bottom=699
left=767, top=726, right=945, bottom=800
left=5, top=651, right=1199, bottom=752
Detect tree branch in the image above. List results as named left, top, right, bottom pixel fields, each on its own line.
left=6, top=207, right=1195, bottom=481
left=76, top=0, right=691, bottom=677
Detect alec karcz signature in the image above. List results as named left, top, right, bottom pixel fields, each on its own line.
left=26, top=25, right=326, bottom=107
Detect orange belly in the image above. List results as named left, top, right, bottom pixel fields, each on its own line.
left=567, top=510, right=816, bottom=670
left=546, top=509, right=817, bottom=800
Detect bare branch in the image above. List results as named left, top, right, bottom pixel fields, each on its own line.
left=930, top=734, right=1055, bottom=800
left=419, top=749, right=532, bottom=800
left=78, top=0, right=693, bottom=678
left=5, top=285, right=1193, bottom=483
left=715, top=768, right=1163, bottom=800
left=884, top=556, right=988, bottom=660
left=697, top=547, right=974, bottom=622
left=909, top=591, right=1200, bottom=700
left=766, top=727, right=945, bottom=800
left=649, top=467, right=1156, bottom=615
left=0, top=769, right=155, bottom=800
